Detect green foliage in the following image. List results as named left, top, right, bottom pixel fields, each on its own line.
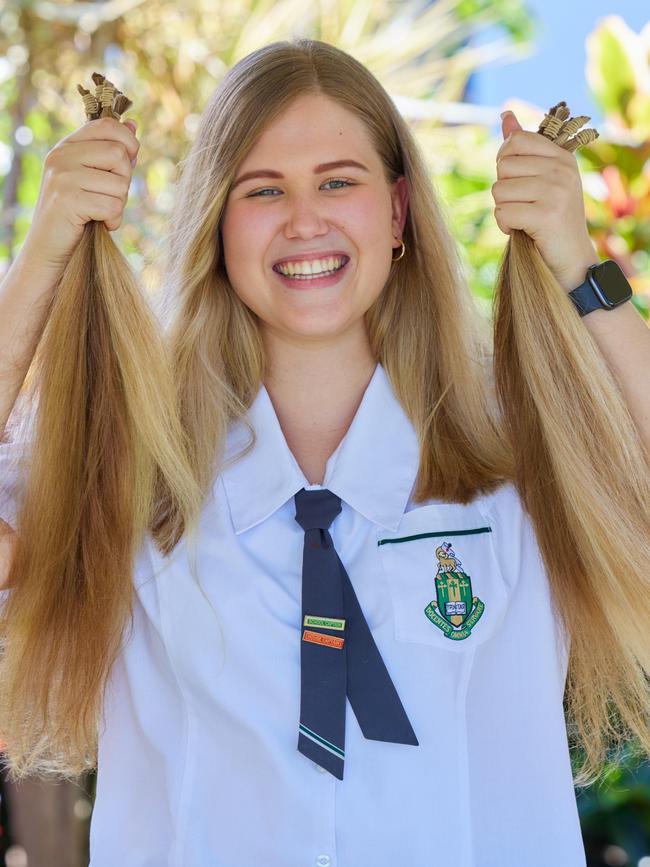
left=573, top=741, right=650, bottom=862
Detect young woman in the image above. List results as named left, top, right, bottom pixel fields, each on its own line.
left=1, top=38, right=650, bottom=867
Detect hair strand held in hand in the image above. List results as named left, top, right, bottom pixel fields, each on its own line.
left=493, top=101, right=650, bottom=788
left=0, top=73, right=205, bottom=782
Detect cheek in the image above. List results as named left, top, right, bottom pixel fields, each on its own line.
left=221, top=204, right=270, bottom=263
left=340, top=189, right=390, bottom=240
left=347, top=191, right=395, bottom=278
left=219, top=212, right=251, bottom=304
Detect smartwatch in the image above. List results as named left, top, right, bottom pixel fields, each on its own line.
left=569, top=259, right=633, bottom=316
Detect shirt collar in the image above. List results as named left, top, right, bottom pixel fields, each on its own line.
left=219, top=362, right=420, bottom=534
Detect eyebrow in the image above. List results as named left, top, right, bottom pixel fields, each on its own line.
left=230, top=159, right=371, bottom=191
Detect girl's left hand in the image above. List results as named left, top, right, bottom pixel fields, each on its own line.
left=492, top=109, right=598, bottom=292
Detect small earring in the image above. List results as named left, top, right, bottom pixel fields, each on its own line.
left=391, top=239, right=406, bottom=262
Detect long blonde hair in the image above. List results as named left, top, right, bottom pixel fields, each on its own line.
left=1, top=38, right=649, bottom=790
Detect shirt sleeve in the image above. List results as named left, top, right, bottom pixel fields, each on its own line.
left=0, top=436, right=33, bottom=614
left=479, top=479, right=571, bottom=665
left=0, top=436, right=30, bottom=533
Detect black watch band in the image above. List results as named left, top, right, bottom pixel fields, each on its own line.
left=569, top=259, right=633, bottom=316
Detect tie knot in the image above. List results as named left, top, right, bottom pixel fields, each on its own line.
left=294, top=487, right=342, bottom=532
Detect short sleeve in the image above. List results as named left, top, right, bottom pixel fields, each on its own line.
left=0, top=436, right=32, bottom=612
left=478, top=479, right=571, bottom=666
left=0, top=436, right=31, bottom=533
left=477, top=481, right=528, bottom=595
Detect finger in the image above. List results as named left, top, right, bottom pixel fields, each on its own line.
left=67, top=140, right=132, bottom=183
left=494, top=201, right=538, bottom=235
left=492, top=176, right=545, bottom=204
left=496, top=129, right=573, bottom=164
left=496, top=154, right=560, bottom=178
left=79, top=165, right=131, bottom=199
left=123, top=119, right=139, bottom=164
left=500, top=110, right=523, bottom=140
left=72, top=116, right=140, bottom=163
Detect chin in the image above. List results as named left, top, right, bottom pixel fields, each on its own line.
left=273, top=312, right=360, bottom=340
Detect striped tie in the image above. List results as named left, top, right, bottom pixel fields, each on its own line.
left=293, top=487, right=418, bottom=779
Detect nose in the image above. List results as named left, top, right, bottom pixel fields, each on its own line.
left=283, top=194, right=331, bottom=239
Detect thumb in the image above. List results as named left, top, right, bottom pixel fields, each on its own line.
left=124, top=119, right=138, bottom=133
left=500, top=109, right=522, bottom=140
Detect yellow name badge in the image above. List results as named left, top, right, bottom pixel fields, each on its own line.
left=303, top=615, right=345, bottom=631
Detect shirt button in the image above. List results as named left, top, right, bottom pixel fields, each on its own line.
left=316, top=857, right=331, bottom=867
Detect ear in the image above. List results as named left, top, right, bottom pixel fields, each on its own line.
left=500, top=110, right=523, bottom=139
left=390, top=176, right=409, bottom=240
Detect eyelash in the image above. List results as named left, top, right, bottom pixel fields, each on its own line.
left=246, top=178, right=356, bottom=197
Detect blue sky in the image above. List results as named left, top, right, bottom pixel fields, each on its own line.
left=466, top=0, right=648, bottom=131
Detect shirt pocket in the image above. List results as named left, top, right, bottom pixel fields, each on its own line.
left=377, top=502, right=509, bottom=652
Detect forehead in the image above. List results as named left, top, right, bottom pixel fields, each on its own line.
left=237, top=93, right=379, bottom=170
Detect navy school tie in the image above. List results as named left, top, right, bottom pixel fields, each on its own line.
left=293, top=487, right=418, bottom=779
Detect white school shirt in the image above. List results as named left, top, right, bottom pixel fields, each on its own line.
left=0, top=362, right=587, bottom=867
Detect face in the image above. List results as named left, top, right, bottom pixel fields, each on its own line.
left=220, top=92, right=409, bottom=348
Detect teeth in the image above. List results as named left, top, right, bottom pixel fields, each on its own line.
left=276, top=256, right=345, bottom=276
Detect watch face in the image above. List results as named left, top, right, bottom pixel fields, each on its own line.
left=589, top=260, right=633, bottom=307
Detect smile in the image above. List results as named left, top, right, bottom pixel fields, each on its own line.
left=273, top=255, right=349, bottom=278
left=272, top=257, right=351, bottom=289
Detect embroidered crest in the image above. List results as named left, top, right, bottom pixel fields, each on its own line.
left=424, top=541, right=485, bottom=641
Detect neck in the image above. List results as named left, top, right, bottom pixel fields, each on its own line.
left=261, top=326, right=377, bottom=484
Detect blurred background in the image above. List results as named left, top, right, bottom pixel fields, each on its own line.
left=0, top=0, right=649, bottom=864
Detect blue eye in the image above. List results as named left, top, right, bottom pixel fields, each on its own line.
left=247, top=179, right=355, bottom=197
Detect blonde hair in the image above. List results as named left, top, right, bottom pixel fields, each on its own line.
left=1, top=38, right=649, bottom=791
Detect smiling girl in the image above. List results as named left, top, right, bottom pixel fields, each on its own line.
left=1, top=38, right=650, bottom=867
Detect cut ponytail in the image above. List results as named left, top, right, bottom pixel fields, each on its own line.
left=0, top=74, right=205, bottom=781
left=493, top=101, right=650, bottom=787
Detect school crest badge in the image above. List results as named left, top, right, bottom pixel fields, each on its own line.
left=424, top=541, right=485, bottom=641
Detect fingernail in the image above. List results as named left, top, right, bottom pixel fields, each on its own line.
left=131, top=157, right=137, bottom=167
left=500, top=110, right=511, bottom=120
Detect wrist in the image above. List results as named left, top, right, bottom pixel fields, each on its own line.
left=12, top=238, right=67, bottom=284
left=556, top=245, right=600, bottom=294
left=4, top=243, right=63, bottom=307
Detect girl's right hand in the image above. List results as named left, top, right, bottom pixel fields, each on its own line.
left=23, top=115, right=140, bottom=275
